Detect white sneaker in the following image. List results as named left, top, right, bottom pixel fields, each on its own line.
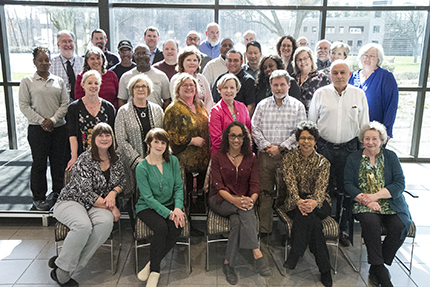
left=137, top=261, right=150, bottom=281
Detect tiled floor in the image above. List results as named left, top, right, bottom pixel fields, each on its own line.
left=0, top=163, right=429, bottom=287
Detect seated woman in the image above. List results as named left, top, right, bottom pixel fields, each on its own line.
left=50, top=123, right=124, bottom=287
left=209, top=121, right=271, bottom=285
left=135, top=128, right=185, bottom=287
left=281, top=121, right=332, bottom=287
left=344, top=121, right=412, bottom=287
left=209, top=73, right=251, bottom=156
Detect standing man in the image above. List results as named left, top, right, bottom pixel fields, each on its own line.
left=144, top=26, right=164, bottom=65
left=50, top=30, right=83, bottom=101
left=308, top=60, right=369, bottom=246
left=252, top=70, right=307, bottom=236
left=315, top=39, right=332, bottom=71
left=202, top=38, right=233, bottom=89
left=90, top=28, right=119, bottom=69
left=212, top=49, right=256, bottom=117
left=186, top=30, right=211, bottom=70
left=110, top=40, right=136, bottom=81
left=242, top=30, right=257, bottom=63
left=199, top=22, right=221, bottom=59
left=152, top=39, right=179, bottom=80
left=297, top=36, right=309, bottom=47
left=118, top=44, right=171, bottom=109
left=242, top=41, right=262, bottom=79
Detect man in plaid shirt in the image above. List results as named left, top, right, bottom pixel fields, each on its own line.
left=252, top=69, right=306, bottom=237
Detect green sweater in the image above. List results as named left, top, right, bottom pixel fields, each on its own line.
left=135, top=155, right=183, bottom=218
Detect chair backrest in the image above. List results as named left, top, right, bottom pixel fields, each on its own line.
left=274, top=167, right=287, bottom=209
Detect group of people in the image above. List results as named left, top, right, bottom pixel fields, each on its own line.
left=18, top=22, right=412, bottom=287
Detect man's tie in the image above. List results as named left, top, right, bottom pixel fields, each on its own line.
left=66, top=60, right=76, bottom=100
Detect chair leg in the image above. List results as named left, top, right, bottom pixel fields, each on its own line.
left=55, top=242, right=59, bottom=256
left=206, top=235, right=210, bottom=271
left=409, top=237, right=415, bottom=274
left=135, top=240, right=139, bottom=275
left=110, top=236, right=114, bottom=275
left=359, top=238, right=363, bottom=273
left=334, top=239, right=339, bottom=274
left=187, top=237, right=191, bottom=274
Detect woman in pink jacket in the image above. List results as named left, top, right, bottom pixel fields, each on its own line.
left=209, top=74, right=251, bottom=156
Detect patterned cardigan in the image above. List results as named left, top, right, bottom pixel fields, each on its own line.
left=115, top=101, right=164, bottom=197
left=57, top=150, right=125, bottom=210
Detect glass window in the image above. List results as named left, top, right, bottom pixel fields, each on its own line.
left=12, top=87, right=30, bottom=149
left=220, top=0, right=322, bottom=5
left=373, top=25, right=380, bottom=33
left=6, top=5, right=99, bottom=82
left=114, top=0, right=213, bottom=3
left=386, top=91, right=417, bottom=157
left=303, top=26, right=308, bottom=33
left=312, top=26, right=317, bottom=33
left=112, top=8, right=212, bottom=50
left=419, top=92, right=430, bottom=157
left=357, top=40, right=363, bottom=47
left=327, top=10, right=426, bottom=88
left=328, top=0, right=425, bottom=6
left=219, top=10, right=319, bottom=55
left=0, top=88, right=7, bottom=150
left=326, top=26, right=335, bottom=34
left=339, top=26, right=344, bottom=33
left=347, top=40, right=353, bottom=47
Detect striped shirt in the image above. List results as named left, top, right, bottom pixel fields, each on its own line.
left=252, top=95, right=306, bottom=151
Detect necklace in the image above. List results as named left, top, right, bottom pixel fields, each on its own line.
left=134, top=105, right=147, bottom=118
left=228, top=152, right=241, bottom=161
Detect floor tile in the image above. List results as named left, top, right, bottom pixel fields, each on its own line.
left=14, top=259, right=53, bottom=284
left=0, top=259, right=32, bottom=284
left=0, top=239, right=49, bottom=260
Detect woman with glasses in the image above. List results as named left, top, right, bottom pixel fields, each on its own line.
left=276, top=35, right=297, bottom=75
left=291, top=46, right=331, bottom=112
left=349, top=43, right=399, bottom=142
left=115, top=74, right=164, bottom=201
left=209, top=74, right=251, bottom=156
left=210, top=121, right=271, bottom=285
left=281, top=121, right=332, bottom=287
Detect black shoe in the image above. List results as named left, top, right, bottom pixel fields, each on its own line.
left=339, top=233, right=350, bottom=247
left=46, top=192, right=59, bottom=208
left=321, top=271, right=333, bottom=287
left=48, top=256, right=58, bottom=269
left=33, top=200, right=50, bottom=211
left=223, top=263, right=238, bottom=285
left=50, top=269, right=79, bottom=287
left=256, top=257, right=272, bottom=277
left=376, top=265, right=393, bottom=287
left=283, top=252, right=299, bottom=270
left=190, top=226, right=204, bottom=237
left=368, top=265, right=380, bottom=287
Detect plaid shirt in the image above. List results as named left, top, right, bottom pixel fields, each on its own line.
left=252, top=95, right=306, bottom=151
left=49, top=54, right=83, bottom=98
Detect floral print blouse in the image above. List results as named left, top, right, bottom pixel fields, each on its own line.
left=352, top=152, right=396, bottom=215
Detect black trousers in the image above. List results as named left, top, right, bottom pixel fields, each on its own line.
left=355, top=213, right=405, bottom=266
left=137, top=208, right=182, bottom=273
left=287, top=201, right=331, bottom=273
left=317, top=137, right=359, bottom=237
left=27, top=125, right=67, bottom=201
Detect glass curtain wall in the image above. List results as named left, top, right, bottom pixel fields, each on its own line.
left=1, top=0, right=429, bottom=161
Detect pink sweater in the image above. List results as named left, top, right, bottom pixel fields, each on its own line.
left=209, top=99, right=251, bottom=156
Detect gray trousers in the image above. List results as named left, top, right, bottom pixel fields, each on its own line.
left=209, top=195, right=258, bottom=266
left=53, top=201, right=113, bottom=275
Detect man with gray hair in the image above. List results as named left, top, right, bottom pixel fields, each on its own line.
left=199, top=22, right=221, bottom=59
left=315, top=39, right=332, bottom=71
left=309, top=60, right=369, bottom=246
left=252, top=69, right=306, bottom=237
left=186, top=30, right=211, bottom=69
left=50, top=30, right=84, bottom=101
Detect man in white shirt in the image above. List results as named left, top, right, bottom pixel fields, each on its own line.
left=50, top=30, right=83, bottom=101
left=308, top=60, right=369, bottom=246
left=252, top=69, right=306, bottom=236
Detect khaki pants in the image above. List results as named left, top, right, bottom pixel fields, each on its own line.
left=258, top=151, right=282, bottom=234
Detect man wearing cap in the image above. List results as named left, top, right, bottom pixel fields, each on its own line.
left=50, top=30, right=83, bottom=101
left=110, top=40, right=136, bottom=81
left=186, top=30, right=211, bottom=70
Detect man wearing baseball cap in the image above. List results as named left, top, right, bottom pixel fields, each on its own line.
left=110, top=40, right=136, bottom=80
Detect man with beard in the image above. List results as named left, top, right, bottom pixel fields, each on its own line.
left=252, top=69, right=306, bottom=237
left=90, top=29, right=119, bottom=69
left=242, top=41, right=262, bottom=79
left=199, top=22, right=221, bottom=59
left=110, top=40, right=136, bottom=81
left=117, top=44, right=171, bottom=109
left=186, top=30, right=211, bottom=70
left=152, top=39, right=179, bottom=80
left=144, top=26, right=164, bottom=65
left=50, top=30, right=84, bottom=101
left=202, top=38, right=233, bottom=89
left=212, top=49, right=256, bottom=117
left=315, top=39, right=332, bottom=71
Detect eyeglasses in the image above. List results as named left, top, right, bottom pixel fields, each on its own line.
left=181, top=84, right=196, bottom=89
left=119, top=50, right=132, bottom=55
left=297, top=56, right=310, bottom=63
left=299, top=136, right=315, bottom=142
left=227, top=59, right=241, bottom=63
left=362, top=54, right=377, bottom=60
left=134, top=84, right=148, bottom=90
left=228, top=134, right=244, bottom=140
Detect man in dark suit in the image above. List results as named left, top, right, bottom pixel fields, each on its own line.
left=144, top=26, right=164, bottom=65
